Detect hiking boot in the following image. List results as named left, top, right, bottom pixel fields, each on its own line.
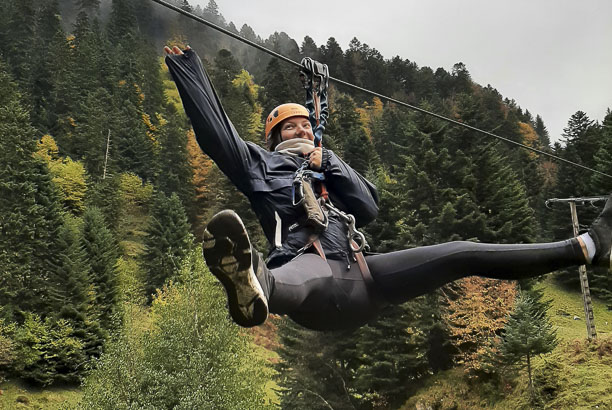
left=202, top=210, right=269, bottom=327
left=588, top=195, right=612, bottom=269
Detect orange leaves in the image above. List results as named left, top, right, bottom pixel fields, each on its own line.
left=186, top=130, right=217, bottom=238
left=445, top=277, right=517, bottom=374
left=356, top=97, right=383, bottom=141
left=518, top=121, right=540, bottom=160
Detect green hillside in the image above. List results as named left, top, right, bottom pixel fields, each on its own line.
left=402, top=276, right=612, bottom=409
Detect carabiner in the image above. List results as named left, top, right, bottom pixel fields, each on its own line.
left=350, top=230, right=367, bottom=253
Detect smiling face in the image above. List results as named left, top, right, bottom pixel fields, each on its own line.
left=279, top=116, right=314, bottom=142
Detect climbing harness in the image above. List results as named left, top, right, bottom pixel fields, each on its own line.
left=295, top=57, right=369, bottom=255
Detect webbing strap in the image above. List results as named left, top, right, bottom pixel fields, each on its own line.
left=351, top=240, right=374, bottom=288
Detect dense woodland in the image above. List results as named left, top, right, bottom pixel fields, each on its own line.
left=0, top=0, right=611, bottom=408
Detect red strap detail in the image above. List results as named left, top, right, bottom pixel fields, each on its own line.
left=312, top=239, right=326, bottom=261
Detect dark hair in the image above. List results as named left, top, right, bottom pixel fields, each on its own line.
left=266, top=127, right=282, bottom=151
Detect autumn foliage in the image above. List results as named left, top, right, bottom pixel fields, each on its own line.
left=445, top=277, right=518, bottom=376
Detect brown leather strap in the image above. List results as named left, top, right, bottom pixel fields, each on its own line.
left=350, top=240, right=372, bottom=285
left=354, top=249, right=374, bottom=288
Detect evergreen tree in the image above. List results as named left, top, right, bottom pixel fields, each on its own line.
left=353, top=302, right=430, bottom=408
left=143, top=192, right=193, bottom=301
left=73, top=88, right=118, bottom=178
left=275, top=320, right=358, bottom=409
left=259, top=57, right=302, bottom=120
left=156, top=114, right=194, bottom=207
left=590, top=109, right=612, bottom=193
left=300, top=35, right=320, bottom=60
left=82, top=207, right=120, bottom=331
left=473, top=147, right=537, bottom=243
left=87, top=175, right=122, bottom=231
left=107, top=0, right=137, bottom=44
left=210, top=49, right=242, bottom=99
left=534, top=114, right=551, bottom=148
left=112, top=74, right=157, bottom=181
left=1, top=0, right=36, bottom=92
left=75, top=0, right=101, bottom=14
left=498, top=293, right=558, bottom=392
left=320, top=37, right=345, bottom=81
left=0, top=65, right=64, bottom=319
left=30, top=0, right=68, bottom=131
left=47, top=216, right=105, bottom=367
left=552, top=111, right=600, bottom=287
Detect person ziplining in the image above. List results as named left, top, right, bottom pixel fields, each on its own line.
left=164, top=45, right=612, bottom=331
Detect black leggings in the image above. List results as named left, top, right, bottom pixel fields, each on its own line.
left=267, top=239, right=585, bottom=330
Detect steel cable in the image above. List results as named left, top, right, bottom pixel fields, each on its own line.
left=150, top=0, right=612, bottom=179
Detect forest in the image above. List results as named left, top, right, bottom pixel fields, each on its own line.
left=0, top=0, right=611, bottom=408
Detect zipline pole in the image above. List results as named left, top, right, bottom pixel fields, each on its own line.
left=547, top=197, right=602, bottom=340
left=569, top=201, right=597, bottom=340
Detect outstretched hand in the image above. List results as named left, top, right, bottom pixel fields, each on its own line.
left=164, top=45, right=191, bottom=55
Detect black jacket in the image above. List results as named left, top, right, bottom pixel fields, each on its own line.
left=166, top=50, right=379, bottom=267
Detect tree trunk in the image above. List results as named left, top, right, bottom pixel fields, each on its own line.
left=527, top=352, right=534, bottom=393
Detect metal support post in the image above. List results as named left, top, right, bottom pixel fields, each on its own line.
left=546, top=196, right=603, bottom=340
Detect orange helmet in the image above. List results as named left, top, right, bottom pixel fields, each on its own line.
left=264, top=103, right=310, bottom=140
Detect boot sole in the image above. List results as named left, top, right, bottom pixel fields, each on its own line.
left=202, top=210, right=268, bottom=327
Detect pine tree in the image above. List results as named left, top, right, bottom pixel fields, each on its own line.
left=82, top=207, right=120, bottom=331
left=0, top=65, right=64, bottom=319
left=73, top=88, right=117, bottom=178
left=275, top=319, right=358, bottom=409
left=552, top=111, right=601, bottom=287
left=107, top=0, right=137, bottom=44
left=75, top=0, right=101, bottom=14
left=30, top=0, right=68, bottom=131
left=210, top=49, right=242, bottom=99
left=319, top=37, right=345, bottom=81
left=156, top=114, right=194, bottom=207
left=143, top=192, right=193, bottom=301
left=353, top=302, right=430, bottom=407
left=112, top=75, right=157, bottom=181
left=300, top=36, right=320, bottom=59
left=498, top=293, right=558, bottom=392
left=47, top=215, right=105, bottom=366
left=259, top=57, right=302, bottom=120
left=534, top=115, right=551, bottom=148
left=1, top=0, right=36, bottom=92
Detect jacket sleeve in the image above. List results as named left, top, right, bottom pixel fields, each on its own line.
left=322, top=149, right=379, bottom=227
left=165, top=50, right=255, bottom=193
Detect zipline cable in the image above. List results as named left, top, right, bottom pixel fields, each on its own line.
left=150, top=0, right=612, bottom=180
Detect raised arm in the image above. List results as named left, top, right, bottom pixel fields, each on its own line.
left=164, top=46, right=258, bottom=193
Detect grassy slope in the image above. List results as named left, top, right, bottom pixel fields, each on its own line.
left=402, top=276, right=612, bottom=409
left=0, top=380, right=81, bottom=409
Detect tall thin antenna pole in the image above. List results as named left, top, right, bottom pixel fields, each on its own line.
left=103, top=129, right=111, bottom=180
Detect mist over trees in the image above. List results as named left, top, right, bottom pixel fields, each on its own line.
left=0, top=0, right=610, bottom=407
